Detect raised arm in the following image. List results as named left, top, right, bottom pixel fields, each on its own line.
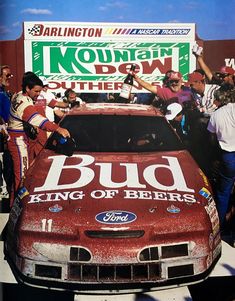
left=133, top=74, right=158, bottom=94
left=192, top=43, right=213, bottom=81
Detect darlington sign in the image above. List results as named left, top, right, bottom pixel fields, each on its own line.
left=24, top=22, right=196, bottom=93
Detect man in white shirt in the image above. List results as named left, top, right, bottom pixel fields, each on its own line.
left=37, top=77, right=69, bottom=121
left=207, top=102, right=235, bottom=227
left=186, top=71, right=219, bottom=177
left=187, top=71, right=219, bottom=117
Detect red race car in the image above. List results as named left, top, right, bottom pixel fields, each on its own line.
left=4, top=103, right=221, bottom=294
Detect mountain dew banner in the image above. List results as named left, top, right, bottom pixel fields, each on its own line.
left=24, top=22, right=196, bottom=93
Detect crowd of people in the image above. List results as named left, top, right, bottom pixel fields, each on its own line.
left=132, top=44, right=235, bottom=230
left=0, top=44, right=235, bottom=232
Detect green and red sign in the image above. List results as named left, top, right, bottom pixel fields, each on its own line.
left=24, top=22, right=196, bottom=93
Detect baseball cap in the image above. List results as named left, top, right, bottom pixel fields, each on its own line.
left=168, top=71, right=182, bottom=81
left=187, top=72, right=204, bottom=84
left=39, top=76, right=49, bottom=86
left=218, top=66, right=235, bottom=75
left=165, top=103, right=183, bottom=120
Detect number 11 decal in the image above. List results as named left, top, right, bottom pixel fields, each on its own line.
left=41, top=219, right=53, bottom=232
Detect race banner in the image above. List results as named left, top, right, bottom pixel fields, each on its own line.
left=24, top=22, right=196, bottom=93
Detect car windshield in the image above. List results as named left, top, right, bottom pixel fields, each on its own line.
left=46, top=115, right=184, bottom=153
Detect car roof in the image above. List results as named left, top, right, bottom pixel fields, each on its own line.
left=67, top=103, right=164, bottom=117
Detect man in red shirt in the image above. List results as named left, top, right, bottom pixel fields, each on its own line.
left=133, top=70, right=192, bottom=107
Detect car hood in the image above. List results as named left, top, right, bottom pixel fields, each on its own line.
left=18, top=149, right=213, bottom=235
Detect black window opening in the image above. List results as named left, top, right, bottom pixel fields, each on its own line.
left=46, top=115, right=184, bottom=153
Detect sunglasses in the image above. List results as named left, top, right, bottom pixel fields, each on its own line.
left=169, top=80, right=179, bottom=84
left=215, top=72, right=230, bottom=78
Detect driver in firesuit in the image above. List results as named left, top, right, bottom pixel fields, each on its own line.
left=7, top=72, right=70, bottom=205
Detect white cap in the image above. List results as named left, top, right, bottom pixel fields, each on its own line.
left=39, top=76, right=49, bottom=86
left=165, top=103, right=183, bottom=120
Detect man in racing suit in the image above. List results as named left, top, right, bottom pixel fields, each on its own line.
left=7, top=73, right=70, bottom=205
left=30, top=76, right=69, bottom=161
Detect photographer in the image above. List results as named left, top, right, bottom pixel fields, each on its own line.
left=54, top=89, right=84, bottom=123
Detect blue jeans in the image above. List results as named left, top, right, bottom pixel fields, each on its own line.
left=216, top=150, right=235, bottom=225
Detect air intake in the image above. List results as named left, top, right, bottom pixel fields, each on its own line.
left=70, top=247, right=91, bottom=262
left=85, top=230, right=144, bottom=239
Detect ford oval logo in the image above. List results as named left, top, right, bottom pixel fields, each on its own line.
left=95, top=210, right=137, bottom=224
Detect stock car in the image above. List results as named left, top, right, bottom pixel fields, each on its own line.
left=4, top=103, right=221, bottom=294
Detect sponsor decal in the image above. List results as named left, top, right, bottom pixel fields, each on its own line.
left=28, top=191, right=85, bottom=203
left=49, top=204, right=63, bottom=213
left=28, top=155, right=197, bottom=204
left=205, top=199, right=217, bottom=214
left=18, top=187, right=29, bottom=199
left=27, top=24, right=103, bottom=38
left=41, top=219, right=53, bottom=232
left=214, top=233, right=221, bottom=247
left=30, top=41, right=188, bottom=84
left=124, top=190, right=196, bottom=202
left=8, top=197, right=22, bottom=232
left=28, top=189, right=197, bottom=204
left=24, top=22, right=195, bottom=94
left=199, top=187, right=211, bottom=199
left=149, top=207, right=157, bottom=213
left=34, top=155, right=195, bottom=193
left=205, top=198, right=220, bottom=235
left=206, top=252, right=213, bottom=268
left=225, top=58, right=235, bottom=68
left=213, top=243, right=222, bottom=260
left=95, top=210, right=137, bottom=224
left=26, top=24, right=191, bottom=38
left=167, top=205, right=181, bottom=213
left=25, top=23, right=194, bottom=38
left=209, top=233, right=214, bottom=249
left=130, top=28, right=191, bottom=35
left=199, top=169, right=209, bottom=187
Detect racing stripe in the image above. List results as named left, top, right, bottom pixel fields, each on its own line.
left=15, top=136, right=29, bottom=183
